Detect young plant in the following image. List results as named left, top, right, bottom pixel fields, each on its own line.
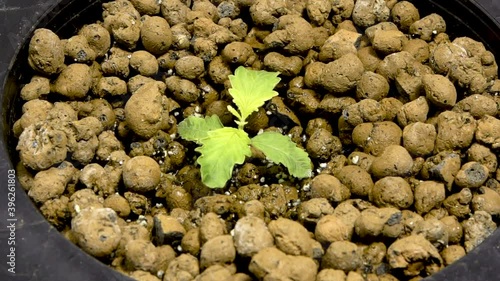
left=178, top=66, right=312, bottom=188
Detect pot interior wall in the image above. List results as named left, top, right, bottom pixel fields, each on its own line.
left=1, top=0, right=499, bottom=280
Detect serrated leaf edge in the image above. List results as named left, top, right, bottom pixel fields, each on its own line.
left=195, top=127, right=251, bottom=188
left=251, top=131, right=312, bottom=179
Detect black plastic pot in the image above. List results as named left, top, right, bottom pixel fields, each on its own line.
left=0, top=0, right=499, bottom=280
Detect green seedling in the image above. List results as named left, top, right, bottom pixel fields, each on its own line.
left=178, top=66, right=312, bottom=188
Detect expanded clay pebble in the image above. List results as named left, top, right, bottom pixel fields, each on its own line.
left=370, top=177, right=414, bottom=209
left=20, top=76, right=50, bottom=101
left=336, top=165, right=373, bottom=197
left=462, top=211, right=497, bottom=252
left=164, top=184, right=193, bottom=210
left=71, top=207, right=122, bottom=258
left=195, top=265, right=233, bottom=281
left=124, top=240, right=158, bottom=272
left=28, top=28, right=65, bottom=75
left=316, top=269, right=347, bottom=281
left=200, top=235, right=236, bottom=269
left=193, top=17, right=239, bottom=45
left=102, top=0, right=141, bottom=19
left=263, top=15, right=314, bottom=55
left=423, top=74, right=457, bottom=108
left=297, top=198, right=334, bottom=226
left=140, top=16, right=172, bottom=55
left=193, top=37, right=218, bottom=62
left=263, top=52, right=302, bottom=76
left=28, top=162, right=78, bottom=204
left=165, top=76, right=201, bottom=103
left=64, top=35, right=97, bottom=63
left=103, top=12, right=141, bottom=49
left=130, top=50, right=159, bottom=76
left=306, top=0, right=331, bottom=25
left=101, top=47, right=131, bottom=78
left=370, top=145, right=413, bottom=178
left=68, top=189, right=104, bottom=217
left=249, top=247, right=318, bottom=281
left=174, top=55, right=205, bottom=79
left=169, top=24, right=192, bottom=50
left=306, top=128, right=342, bottom=160
left=233, top=216, right=274, bottom=257
left=454, top=161, right=489, bottom=189
left=96, top=133, right=125, bottom=161
left=346, top=99, right=387, bottom=126
left=305, top=53, right=365, bottom=93
left=387, top=235, right=443, bottom=276
left=352, top=121, right=402, bottom=156
left=129, top=271, right=160, bottom=281
left=453, top=94, right=498, bottom=118
left=376, top=51, right=417, bottom=80
left=124, top=192, right=150, bottom=217
left=355, top=71, right=390, bottom=101
left=366, top=24, right=398, bottom=46
left=124, top=82, right=170, bottom=138
left=403, top=38, right=429, bottom=62
left=352, top=0, right=390, bottom=28
left=440, top=215, right=463, bottom=244
left=472, top=187, right=500, bottom=217
left=16, top=123, right=68, bottom=171
left=397, top=96, right=429, bottom=126
left=443, top=188, right=473, bottom=219
left=163, top=254, right=199, bottom=280
left=319, top=29, right=362, bottom=62
left=409, top=13, right=446, bottom=41
left=412, top=218, right=449, bottom=249
left=95, top=76, right=128, bottom=98
left=192, top=0, right=219, bottom=22
left=79, top=163, right=115, bottom=196
left=391, top=1, right=420, bottom=32
left=52, top=63, right=92, bottom=99
left=310, top=174, right=351, bottom=204
left=360, top=241, right=387, bottom=269
left=199, top=212, right=226, bottom=244
left=441, top=245, right=466, bottom=266
left=123, top=156, right=161, bottom=193
left=268, top=218, right=316, bottom=257
left=414, top=181, right=446, bottom=214
left=434, top=111, right=477, bottom=152
left=222, top=42, right=256, bottom=66
left=322, top=241, right=362, bottom=271
left=402, top=121, right=436, bottom=157
left=333, top=201, right=364, bottom=235
left=104, top=193, right=131, bottom=218
left=372, top=29, right=407, bottom=55
left=314, top=215, right=351, bottom=246
left=354, top=207, right=403, bottom=239
left=420, top=151, right=461, bottom=190
left=78, top=24, right=112, bottom=57
left=476, top=115, right=500, bottom=148
left=181, top=228, right=201, bottom=256
left=40, top=196, right=71, bottom=230
left=160, top=0, right=190, bottom=26
left=130, top=0, right=160, bottom=15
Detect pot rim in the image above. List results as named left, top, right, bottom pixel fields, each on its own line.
left=0, top=1, right=498, bottom=280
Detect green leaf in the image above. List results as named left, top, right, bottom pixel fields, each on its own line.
left=177, top=115, right=224, bottom=143
left=196, top=127, right=251, bottom=188
left=251, top=131, right=312, bottom=179
left=227, top=105, right=245, bottom=127
left=228, top=66, right=280, bottom=123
